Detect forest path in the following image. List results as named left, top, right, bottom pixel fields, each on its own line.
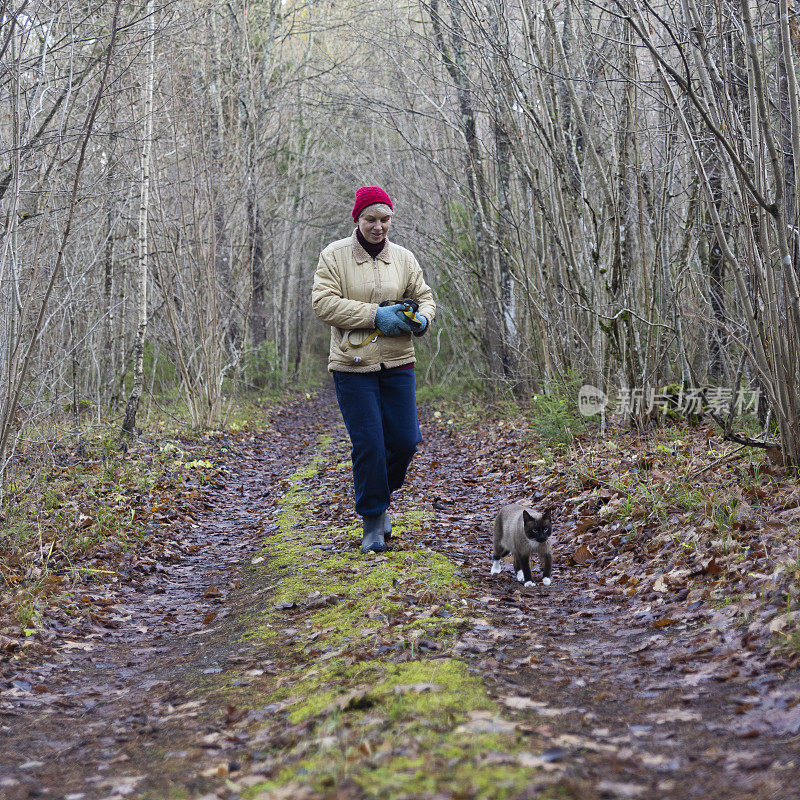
left=1, top=392, right=799, bottom=800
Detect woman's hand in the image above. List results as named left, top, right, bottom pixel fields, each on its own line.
left=375, top=304, right=413, bottom=336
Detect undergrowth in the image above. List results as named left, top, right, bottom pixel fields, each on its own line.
left=0, top=396, right=278, bottom=636
left=418, top=380, right=591, bottom=448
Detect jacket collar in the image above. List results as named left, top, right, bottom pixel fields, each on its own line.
left=352, top=228, right=392, bottom=264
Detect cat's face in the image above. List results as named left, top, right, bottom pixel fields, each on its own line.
left=523, top=509, right=551, bottom=543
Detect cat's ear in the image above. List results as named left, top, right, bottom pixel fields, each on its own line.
left=522, top=509, right=534, bottom=524
left=541, top=508, right=552, bottom=524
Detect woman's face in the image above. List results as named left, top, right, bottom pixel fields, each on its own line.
left=358, top=209, right=392, bottom=244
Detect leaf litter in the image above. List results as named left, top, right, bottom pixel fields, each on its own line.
left=0, top=394, right=799, bottom=798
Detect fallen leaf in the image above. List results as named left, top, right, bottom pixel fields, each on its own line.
left=252, top=783, right=318, bottom=800
left=553, top=734, right=617, bottom=754
left=725, top=751, right=775, bottom=771
left=596, top=779, right=646, bottom=797
left=652, top=575, right=668, bottom=593
left=321, top=688, right=374, bottom=716
left=570, top=544, right=593, bottom=565
left=515, top=752, right=565, bottom=772
left=358, top=740, right=372, bottom=756
left=766, top=446, right=784, bottom=465
left=700, top=557, right=722, bottom=576
left=392, top=682, right=442, bottom=695
left=648, top=709, right=702, bottom=724
left=199, top=764, right=229, bottom=778
left=769, top=612, right=798, bottom=633
left=456, top=710, right=518, bottom=734
left=631, top=636, right=661, bottom=653
left=652, top=617, right=677, bottom=628
left=500, top=695, right=548, bottom=710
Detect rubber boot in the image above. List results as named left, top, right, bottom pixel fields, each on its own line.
left=360, top=514, right=386, bottom=553
left=383, top=511, right=392, bottom=541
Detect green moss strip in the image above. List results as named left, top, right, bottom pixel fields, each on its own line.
left=242, top=435, right=546, bottom=799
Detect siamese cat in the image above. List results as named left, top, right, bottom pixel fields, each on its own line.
left=491, top=504, right=552, bottom=587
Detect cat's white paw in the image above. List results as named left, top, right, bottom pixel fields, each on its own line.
left=542, top=577, right=551, bottom=587
left=524, top=580, right=535, bottom=588
left=490, top=560, right=503, bottom=575
left=516, top=570, right=524, bottom=582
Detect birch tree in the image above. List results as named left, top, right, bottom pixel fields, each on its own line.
left=121, top=0, right=155, bottom=437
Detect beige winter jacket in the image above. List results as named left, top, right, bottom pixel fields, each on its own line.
left=312, top=230, right=436, bottom=373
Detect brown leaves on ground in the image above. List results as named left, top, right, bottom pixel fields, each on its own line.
left=399, top=404, right=800, bottom=796
left=4, top=395, right=800, bottom=800
left=0, top=418, right=285, bottom=663
left=415, top=408, right=800, bottom=670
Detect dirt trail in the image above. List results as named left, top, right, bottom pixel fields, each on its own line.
left=1, top=394, right=799, bottom=800
left=0, top=403, right=322, bottom=799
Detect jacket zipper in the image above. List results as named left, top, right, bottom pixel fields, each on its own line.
left=373, top=257, right=383, bottom=362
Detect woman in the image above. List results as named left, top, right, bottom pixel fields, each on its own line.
left=312, top=186, right=436, bottom=554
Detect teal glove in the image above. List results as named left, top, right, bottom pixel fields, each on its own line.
left=393, top=304, right=427, bottom=334
left=412, top=314, right=428, bottom=334
left=375, top=304, right=412, bottom=336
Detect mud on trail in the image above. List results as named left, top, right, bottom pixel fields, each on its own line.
left=1, top=393, right=800, bottom=800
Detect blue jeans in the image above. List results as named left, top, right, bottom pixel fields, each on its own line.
left=332, top=368, right=422, bottom=517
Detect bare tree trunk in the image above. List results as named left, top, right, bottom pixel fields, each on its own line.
left=490, top=12, right=519, bottom=389
left=102, top=127, right=118, bottom=406
left=122, top=0, right=155, bottom=438
left=247, top=192, right=267, bottom=348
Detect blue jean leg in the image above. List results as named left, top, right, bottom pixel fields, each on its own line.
left=380, top=370, right=421, bottom=493
left=333, top=369, right=421, bottom=517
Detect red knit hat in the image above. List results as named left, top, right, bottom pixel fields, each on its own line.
left=352, top=186, right=393, bottom=222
